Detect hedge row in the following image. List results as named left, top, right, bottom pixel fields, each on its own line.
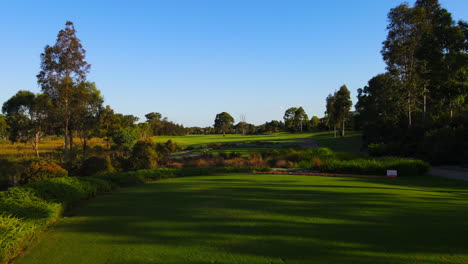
left=0, top=167, right=254, bottom=263
left=298, top=157, right=430, bottom=176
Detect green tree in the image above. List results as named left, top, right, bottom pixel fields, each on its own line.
left=99, top=105, right=117, bottom=149
left=356, top=73, right=404, bottom=143
left=283, top=107, right=298, bottom=132
left=71, top=82, right=103, bottom=158
left=334, top=85, right=352, bottom=136
left=382, top=4, right=423, bottom=127
left=310, top=116, right=320, bottom=129
left=2, top=91, right=51, bottom=157
left=111, top=127, right=138, bottom=156
left=145, top=112, right=162, bottom=122
left=325, top=93, right=338, bottom=137
left=37, top=21, right=91, bottom=159
left=214, top=112, right=234, bottom=136
left=294, top=107, right=309, bottom=132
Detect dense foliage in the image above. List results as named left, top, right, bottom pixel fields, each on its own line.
left=355, top=0, right=467, bottom=164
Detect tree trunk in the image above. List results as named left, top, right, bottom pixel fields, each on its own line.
left=342, top=119, right=345, bottom=137
left=423, top=87, right=427, bottom=122
left=69, top=130, right=74, bottom=153
left=64, top=118, right=70, bottom=160
left=334, top=125, right=337, bottom=138
left=408, top=99, right=412, bottom=128
left=83, top=137, right=87, bottom=159
left=34, top=132, right=40, bottom=157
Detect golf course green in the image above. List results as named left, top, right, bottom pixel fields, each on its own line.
left=13, top=173, right=468, bottom=264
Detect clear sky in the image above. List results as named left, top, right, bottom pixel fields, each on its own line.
left=1, top=0, right=467, bottom=127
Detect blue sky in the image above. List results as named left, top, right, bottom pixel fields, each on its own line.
left=1, top=0, right=467, bottom=127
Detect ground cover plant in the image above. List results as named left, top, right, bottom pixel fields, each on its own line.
left=11, top=173, right=468, bottom=264
left=0, top=167, right=254, bottom=263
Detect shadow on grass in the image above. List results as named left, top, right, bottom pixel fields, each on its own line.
left=51, top=175, right=468, bottom=264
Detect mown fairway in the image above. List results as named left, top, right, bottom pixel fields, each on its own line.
left=14, top=174, right=468, bottom=264
left=152, top=132, right=315, bottom=146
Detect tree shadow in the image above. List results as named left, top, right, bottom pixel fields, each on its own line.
left=46, top=175, right=468, bottom=264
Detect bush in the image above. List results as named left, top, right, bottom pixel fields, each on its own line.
left=111, top=128, right=138, bottom=150
left=421, top=126, right=467, bottom=165
left=81, top=156, right=115, bottom=176
left=275, top=159, right=295, bottom=168
left=224, top=158, right=247, bottom=167
left=297, top=157, right=429, bottom=176
left=0, top=159, right=24, bottom=189
left=368, top=143, right=401, bottom=157
left=129, top=140, right=159, bottom=170
left=21, top=160, right=68, bottom=184
left=0, top=176, right=116, bottom=263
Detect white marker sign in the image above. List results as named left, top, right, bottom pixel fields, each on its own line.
left=387, top=170, right=397, bottom=177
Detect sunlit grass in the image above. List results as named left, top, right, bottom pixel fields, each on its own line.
left=13, top=174, right=468, bottom=264
left=152, top=132, right=315, bottom=147
left=0, top=137, right=106, bottom=159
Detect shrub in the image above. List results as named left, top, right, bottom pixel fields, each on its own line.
left=129, top=140, right=159, bottom=170
left=247, top=153, right=267, bottom=167
left=111, top=128, right=138, bottom=150
left=275, top=159, right=295, bottom=168
left=297, top=157, right=429, bottom=176
left=368, top=143, right=401, bottom=157
left=21, top=160, right=68, bottom=184
left=81, top=156, right=115, bottom=176
left=421, top=126, right=467, bottom=164
left=156, top=140, right=179, bottom=155
left=224, top=158, right=247, bottom=167
left=166, top=161, right=183, bottom=168
left=0, top=176, right=117, bottom=263
left=0, top=159, right=24, bottom=189
left=0, top=214, right=37, bottom=263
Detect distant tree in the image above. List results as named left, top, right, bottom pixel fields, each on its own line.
left=145, top=112, right=162, bottom=122
left=283, top=107, right=298, bottom=132
left=137, top=122, right=152, bottom=139
left=238, top=113, right=247, bottom=135
left=325, top=93, right=338, bottom=137
left=2, top=91, right=51, bottom=157
left=71, top=82, right=103, bottom=158
left=310, top=116, right=320, bottom=129
left=98, top=105, right=117, bottom=149
left=37, top=21, right=91, bottom=159
left=115, top=114, right=139, bottom=128
left=294, top=107, right=308, bottom=132
left=214, top=112, right=234, bottom=136
left=334, top=85, right=352, bottom=136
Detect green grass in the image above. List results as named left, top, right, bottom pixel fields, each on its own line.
left=311, top=131, right=363, bottom=153
left=13, top=174, right=468, bottom=264
left=153, top=132, right=314, bottom=147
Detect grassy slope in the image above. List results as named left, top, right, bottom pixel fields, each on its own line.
left=310, top=131, right=363, bottom=153
left=14, top=174, right=468, bottom=264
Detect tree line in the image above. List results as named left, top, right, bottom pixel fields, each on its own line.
left=0, top=22, right=187, bottom=161
left=355, top=0, right=467, bottom=163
